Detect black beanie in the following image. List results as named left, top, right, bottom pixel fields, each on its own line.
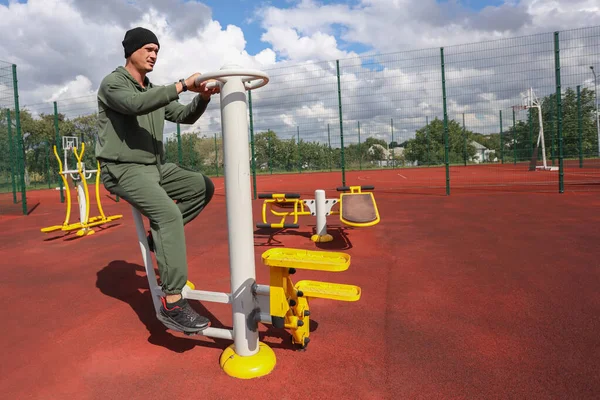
left=122, top=27, right=160, bottom=58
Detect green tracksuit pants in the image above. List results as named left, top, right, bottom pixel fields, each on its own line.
left=100, top=162, right=214, bottom=295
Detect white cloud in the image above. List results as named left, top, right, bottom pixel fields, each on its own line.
left=254, top=48, right=278, bottom=66
left=0, top=0, right=273, bottom=114
left=261, top=27, right=357, bottom=62
left=42, top=75, right=95, bottom=103
left=0, top=0, right=599, bottom=148
left=242, top=0, right=600, bottom=145
left=257, top=0, right=600, bottom=55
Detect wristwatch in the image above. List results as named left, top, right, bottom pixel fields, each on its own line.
left=179, top=79, right=188, bottom=92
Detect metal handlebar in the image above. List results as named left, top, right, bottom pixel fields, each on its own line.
left=194, top=66, right=269, bottom=91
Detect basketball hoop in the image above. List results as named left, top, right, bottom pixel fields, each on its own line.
left=63, top=136, right=79, bottom=150
left=521, top=87, right=541, bottom=109
left=516, top=87, right=556, bottom=172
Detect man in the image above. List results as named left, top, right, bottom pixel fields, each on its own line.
left=96, top=27, right=219, bottom=334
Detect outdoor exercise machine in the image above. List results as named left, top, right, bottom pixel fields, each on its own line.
left=130, top=64, right=362, bottom=379
left=256, top=185, right=380, bottom=242
left=41, top=136, right=123, bottom=237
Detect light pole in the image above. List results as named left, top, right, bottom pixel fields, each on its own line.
left=591, top=66, right=599, bottom=157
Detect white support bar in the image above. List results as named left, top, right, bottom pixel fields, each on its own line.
left=314, top=189, right=327, bottom=237
left=76, top=181, right=87, bottom=231
left=259, top=313, right=272, bottom=324
left=152, top=286, right=268, bottom=332
left=303, top=194, right=338, bottom=218
left=149, top=285, right=164, bottom=296
left=302, top=190, right=337, bottom=242
left=182, top=287, right=232, bottom=304
left=218, top=65, right=262, bottom=357
left=254, top=284, right=270, bottom=296
left=131, top=206, right=163, bottom=314
left=201, top=327, right=234, bottom=341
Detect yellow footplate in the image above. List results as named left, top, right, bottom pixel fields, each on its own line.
left=295, top=280, right=361, bottom=301
left=262, top=248, right=350, bottom=272
left=262, top=247, right=361, bottom=350
left=41, top=225, right=63, bottom=233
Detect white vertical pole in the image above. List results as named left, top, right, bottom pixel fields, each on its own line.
left=219, top=65, right=259, bottom=357
left=76, top=181, right=86, bottom=224
left=531, top=88, right=548, bottom=169
left=131, top=206, right=162, bottom=314
left=314, top=189, right=327, bottom=237
left=538, top=104, right=547, bottom=169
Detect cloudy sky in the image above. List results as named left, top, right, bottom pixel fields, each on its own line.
left=1, top=0, right=599, bottom=145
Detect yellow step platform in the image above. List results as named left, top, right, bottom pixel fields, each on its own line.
left=41, top=225, right=64, bottom=233
left=262, top=248, right=351, bottom=272
left=295, top=280, right=361, bottom=301
left=40, top=215, right=123, bottom=234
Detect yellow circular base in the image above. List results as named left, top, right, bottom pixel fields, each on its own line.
left=219, top=342, right=276, bottom=379
left=311, top=233, right=333, bottom=243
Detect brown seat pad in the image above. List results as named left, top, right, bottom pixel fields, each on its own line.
left=341, top=194, right=377, bottom=223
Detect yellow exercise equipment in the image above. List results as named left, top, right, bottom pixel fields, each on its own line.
left=41, top=136, right=122, bottom=237
left=262, top=247, right=361, bottom=349
left=257, top=185, right=380, bottom=242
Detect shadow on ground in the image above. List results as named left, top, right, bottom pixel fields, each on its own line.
left=253, top=225, right=354, bottom=250
left=96, top=260, right=313, bottom=353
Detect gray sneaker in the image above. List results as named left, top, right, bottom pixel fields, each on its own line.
left=157, top=297, right=210, bottom=334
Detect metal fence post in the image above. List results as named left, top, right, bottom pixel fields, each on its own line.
left=554, top=31, right=564, bottom=193
left=499, top=110, right=504, bottom=164
left=6, top=109, right=17, bottom=203
left=248, top=90, right=257, bottom=199
left=440, top=48, right=450, bottom=195
left=577, top=85, right=583, bottom=168
left=336, top=60, right=346, bottom=187
left=12, top=64, right=26, bottom=215
left=512, top=107, right=517, bottom=164
left=463, top=113, right=467, bottom=166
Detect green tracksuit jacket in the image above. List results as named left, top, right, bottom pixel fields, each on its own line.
left=96, top=66, right=209, bottom=165
left=96, top=66, right=213, bottom=295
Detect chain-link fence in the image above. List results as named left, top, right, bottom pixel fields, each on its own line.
left=0, top=60, right=28, bottom=214
left=248, top=26, right=600, bottom=194
left=10, top=25, right=600, bottom=214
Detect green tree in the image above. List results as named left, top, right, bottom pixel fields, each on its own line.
left=164, top=132, right=205, bottom=171
left=298, top=139, right=330, bottom=170
left=404, top=117, right=477, bottom=165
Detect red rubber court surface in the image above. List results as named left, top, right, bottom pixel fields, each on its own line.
left=331, top=160, right=600, bottom=196
left=1, top=168, right=599, bottom=400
